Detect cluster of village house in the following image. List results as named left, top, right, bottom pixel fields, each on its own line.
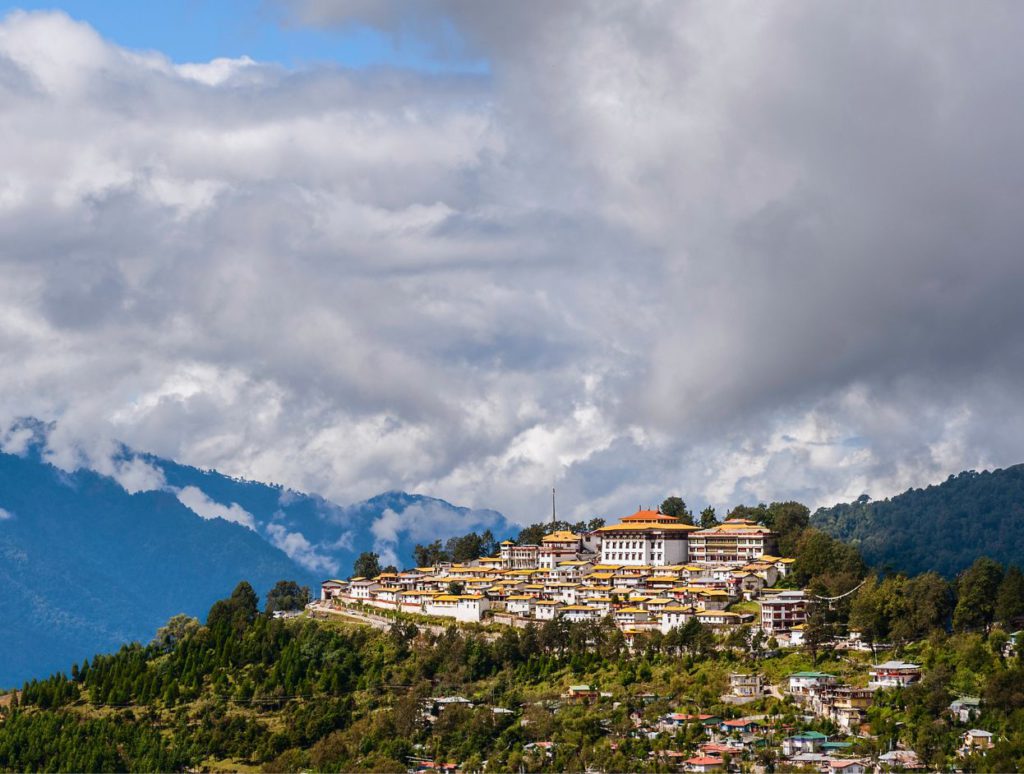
left=319, top=511, right=815, bottom=645
left=410, top=669, right=993, bottom=774
left=318, top=509, right=1004, bottom=771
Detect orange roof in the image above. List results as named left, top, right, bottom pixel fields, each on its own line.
left=620, top=509, right=678, bottom=522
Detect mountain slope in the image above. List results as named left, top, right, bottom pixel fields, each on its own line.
left=812, top=465, right=1024, bottom=577
left=0, top=450, right=318, bottom=688
left=146, top=455, right=517, bottom=576
left=0, top=420, right=517, bottom=687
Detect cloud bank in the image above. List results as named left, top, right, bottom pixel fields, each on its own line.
left=2, top=3, right=1024, bottom=525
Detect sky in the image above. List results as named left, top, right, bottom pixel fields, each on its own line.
left=2, top=1, right=1024, bottom=528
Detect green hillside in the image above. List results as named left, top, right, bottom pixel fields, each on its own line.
left=813, top=466, right=1024, bottom=577
left=3, top=583, right=1024, bottom=772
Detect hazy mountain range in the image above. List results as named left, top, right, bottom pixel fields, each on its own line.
left=0, top=420, right=516, bottom=688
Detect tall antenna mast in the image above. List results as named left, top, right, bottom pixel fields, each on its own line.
left=551, top=485, right=556, bottom=526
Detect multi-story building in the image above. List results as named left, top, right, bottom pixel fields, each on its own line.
left=539, top=530, right=584, bottom=569
left=787, top=671, right=837, bottom=696
left=818, top=686, right=874, bottom=731
left=425, top=594, right=490, bottom=623
left=499, top=540, right=540, bottom=570
left=688, top=518, right=777, bottom=563
left=595, top=509, right=698, bottom=566
left=868, top=660, right=922, bottom=689
left=728, top=673, right=762, bottom=699
left=760, top=589, right=810, bottom=633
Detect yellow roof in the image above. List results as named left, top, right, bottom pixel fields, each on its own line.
left=615, top=607, right=647, bottom=614
left=562, top=605, right=599, bottom=611
left=507, top=595, right=535, bottom=601
left=434, top=594, right=485, bottom=601
left=542, top=530, right=580, bottom=543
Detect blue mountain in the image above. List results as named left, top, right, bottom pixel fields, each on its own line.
left=146, top=454, right=517, bottom=579
left=0, top=420, right=516, bottom=687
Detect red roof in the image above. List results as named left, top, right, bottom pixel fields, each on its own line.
left=723, top=717, right=758, bottom=727
left=685, top=757, right=724, bottom=766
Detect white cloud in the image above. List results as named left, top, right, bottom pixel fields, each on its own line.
left=0, top=507, right=13, bottom=521
left=265, top=522, right=338, bottom=575
left=175, top=485, right=257, bottom=530
left=1, top=5, right=1024, bottom=533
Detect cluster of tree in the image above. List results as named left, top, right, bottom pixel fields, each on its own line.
left=265, top=580, right=311, bottom=614
left=848, top=556, right=1024, bottom=649
left=812, top=465, right=1024, bottom=577
left=659, top=497, right=718, bottom=528
left=413, top=529, right=500, bottom=567
left=514, top=519, right=605, bottom=546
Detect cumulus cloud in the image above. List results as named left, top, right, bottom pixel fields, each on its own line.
left=175, top=486, right=257, bottom=530
left=265, top=522, right=339, bottom=574
left=0, top=507, right=14, bottom=521
left=2, top=4, right=1024, bottom=530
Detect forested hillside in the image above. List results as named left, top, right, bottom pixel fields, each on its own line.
left=813, top=466, right=1024, bottom=577
left=3, top=583, right=1024, bottom=772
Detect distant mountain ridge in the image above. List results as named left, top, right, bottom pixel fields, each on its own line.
left=812, top=464, right=1024, bottom=577
left=0, top=419, right=517, bottom=687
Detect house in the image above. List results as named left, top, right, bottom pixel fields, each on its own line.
left=961, top=729, right=994, bottom=752
left=950, top=696, right=981, bottom=723
left=728, top=673, right=762, bottom=699
left=424, top=594, right=490, bottom=623
left=788, top=671, right=836, bottom=696
left=320, top=579, right=347, bottom=601
left=720, top=717, right=760, bottom=735
left=688, top=518, right=778, bottom=563
left=683, top=756, right=725, bottom=773
left=561, top=604, right=602, bottom=623
left=868, top=660, right=921, bottom=689
left=505, top=595, right=535, bottom=617
left=565, top=684, right=599, bottom=703
left=595, top=509, right=699, bottom=566
left=659, top=713, right=722, bottom=732
left=660, top=605, right=695, bottom=634
left=613, top=607, right=650, bottom=626
left=782, top=731, right=828, bottom=756
left=877, top=750, right=924, bottom=770
left=822, top=686, right=874, bottom=731
left=761, top=590, right=810, bottom=633
left=500, top=541, right=540, bottom=570
left=533, top=599, right=563, bottom=620
left=538, top=530, right=585, bottom=568
left=828, top=760, right=867, bottom=774
left=733, top=572, right=767, bottom=600
left=348, top=578, right=381, bottom=601
left=700, top=743, right=743, bottom=757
